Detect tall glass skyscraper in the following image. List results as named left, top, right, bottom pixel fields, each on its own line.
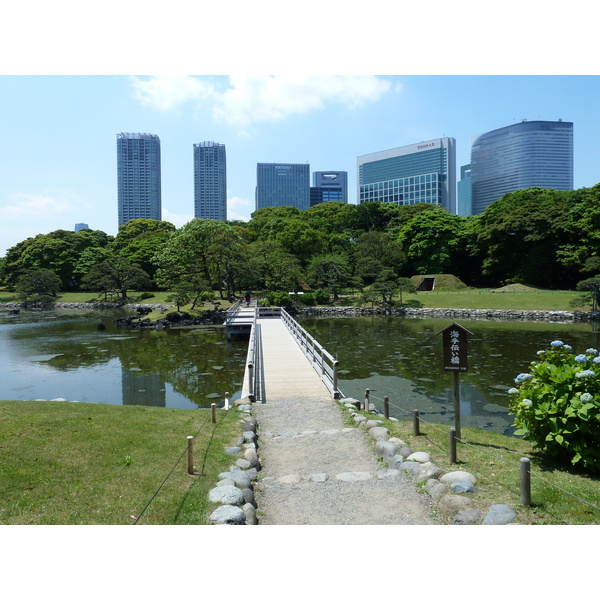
left=470, top=120, right=573, bottom=215
left=311, top=171, right=348, bottom=206
left=255, top=163, right=310, bottom=210
left=357, top=138, right=456, bottom=213
left=117, top=133, right=161, bottom=227
left=193, top=141, right=227, bottom=221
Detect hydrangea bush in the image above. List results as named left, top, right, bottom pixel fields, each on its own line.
left=508, top=341, right=600, bottom=473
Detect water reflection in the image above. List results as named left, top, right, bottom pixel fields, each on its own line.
left=0, top=309, right=247, bottom=409
left=300, top=316, right=600, bottom=435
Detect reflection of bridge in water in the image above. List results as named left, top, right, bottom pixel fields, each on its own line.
left=225, top=301, right=340, bottom=405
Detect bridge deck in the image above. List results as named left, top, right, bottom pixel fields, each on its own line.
left=257, top=317, right=330, bottom=402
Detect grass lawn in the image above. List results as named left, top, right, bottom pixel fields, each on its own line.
left=0, top=401, right=242, bottom=525
left=343, top=405, right=600, bottom=525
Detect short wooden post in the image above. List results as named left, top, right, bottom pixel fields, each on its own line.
left=248, top=363, right=254, bottom=400
left=224, top=392, right=230, bottom=410
left=332, top=360, right=339, bottom=399
left=413, top=409, right=420, bottom=436
left=520, top=457, right=531, bottom=506
left=211, top=403, right=216, bottom=423
left=186, top=436, right=194, bottom=475
left=384, top=396, right=389, bottom=420
left=449, top=428, right=457, bottom=464
left=364, top=388, right=370, bottom=411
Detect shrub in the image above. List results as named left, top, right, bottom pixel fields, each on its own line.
left=313, top=288, right=330, bottom=304
left=265, top=291, right=293, bottom=308
left=139, top=292, right=155, bottom=300
left=508, top=341, right=600, bottom=472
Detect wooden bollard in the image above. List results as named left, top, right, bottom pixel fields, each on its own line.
left=363, top=388, right=370, bottom=411
left=449, top=428, right=457, bottom=464
left=384, top=396, right=389, bottom=420
left=186, top=436, right=194, bottom=475
left=224, top=392, right=230, bottom=410
left=413, top=409, right=420, bottom=436
left=211, top=403, right=216, bottom=423
left=520, top=457, right=531, bottom=506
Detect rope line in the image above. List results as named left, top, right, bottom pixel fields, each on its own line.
left=132, top=409, right=213, bottom=525
left=349, top=389, right=600, bottom=515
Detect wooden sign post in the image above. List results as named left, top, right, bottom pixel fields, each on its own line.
left=438, top=322, right=473, bottom=442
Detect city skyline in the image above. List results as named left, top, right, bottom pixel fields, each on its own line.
left=2, top=75, right=600, bottom=256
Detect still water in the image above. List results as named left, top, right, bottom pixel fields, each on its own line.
left=300, top=316, right=600, bottom=436
left=0, top=309, right=248, bottom=409
left=2, top=309, right=599, bottom=436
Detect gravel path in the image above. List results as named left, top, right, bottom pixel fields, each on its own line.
left=252, top=392, right=437, bottom=525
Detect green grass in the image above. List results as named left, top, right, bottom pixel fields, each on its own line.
left=343, top=405, right=600, bottom=525
left=0, top=401, right=242, bottom=525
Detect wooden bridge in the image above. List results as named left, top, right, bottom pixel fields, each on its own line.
left=225, top=301, right=340, bottom=404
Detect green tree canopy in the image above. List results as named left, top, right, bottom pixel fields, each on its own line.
left=81, top=256, right=152, bottom=301
left=15, top=268, right=62, bottom=304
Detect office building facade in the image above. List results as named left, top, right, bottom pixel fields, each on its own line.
left=310, top=171, right=348, bottom=206
left=193, top=142, right=227, bottom=221
left=470, top=120, right=573, bottom=215
left=357, top=138, right=456, bottom=213
left=456, top=164, right=472, bottom=217
left=117, top=133, right=161, bottom=227
left=256, top=163, right=310, bottom=210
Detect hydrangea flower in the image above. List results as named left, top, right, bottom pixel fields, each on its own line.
left=586, top=348, right=599, bottom=356
left=508, top=388, right=519, bottom=395
left=575, top=354, right=588, bottom=364
left=515, top=373, right=533, bottom=383
left=521, top=398, right=533, bottom=408
left=593, top=356, right=600, bottom=365
left=537, top=350, right=546, bottom=356
left=564, top=345, right=572, bottom=351
left=575, top=370, right=595, bottom=379
left=550, top=340, right=564, bottom=347
left=580, top=393, right=593, bottom=403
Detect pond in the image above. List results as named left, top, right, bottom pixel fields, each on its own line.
left=299, top=315, right=600, bottom=436
left=0, top=308, right=248, bottom=409
left=2, top=308, right=599, bottom=437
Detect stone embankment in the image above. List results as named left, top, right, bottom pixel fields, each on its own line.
left=297, top=306, right=594, bottom=322
left=207, top=398, right=518, bottom=526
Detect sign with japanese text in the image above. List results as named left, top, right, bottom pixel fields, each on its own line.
left=439, top=322, right=471, bottom=372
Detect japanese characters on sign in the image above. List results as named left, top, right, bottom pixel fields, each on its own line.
left=441, top=323, right=470, bottom=372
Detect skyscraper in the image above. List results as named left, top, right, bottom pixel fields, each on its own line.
left=470, top=120, right=573, bottom=215
left=357, top=138, right=456, bottom=213
left=255, top=163, right=310, bottom=210
left=310, top=171, right=348, bottom=206
left=456, top=164, right=472, bottom=217
left=117, top=133, right=161, bottom=227
left=193, top=141, right=227, bottom=221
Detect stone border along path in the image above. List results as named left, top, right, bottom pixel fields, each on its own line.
left=207, top=398, right=519, bottom=526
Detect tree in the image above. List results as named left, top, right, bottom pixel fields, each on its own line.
left=575, top=277, right=600, bottom=313
left=306, top=253, right=353, bottom=301
left=15, top=268, right=62, bottom=304
left=81, top=256, right=152, bottom=301
left=353, top=231, right=405, bottom=286
left=247, top=241, right=302, bottom=291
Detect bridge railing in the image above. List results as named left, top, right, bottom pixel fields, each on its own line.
left=261, top=306, right=340, bottom=398
left=225, top=299, right=243, bottom=326
left=245, top=313, right=263, bottom=403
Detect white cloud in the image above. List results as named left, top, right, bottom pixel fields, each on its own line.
left=130, top=75, right=217, bottom=111
left=130, top=75, right=394, bottom=126
left=227, top=195, right=254, bottom=221
left=0, top=193, right=72, bottom=218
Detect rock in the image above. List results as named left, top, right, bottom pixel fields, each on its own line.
left=307, top=473, right=328, bottom=482
left=438, top=494, right=475, bottom=515
left=398, top=461, right=422, bottom=474
left=216, top=478, right=236, bottom=487
left=238, top=421, right=256, bottom=432
left=225, top=446, right=242, bottom=455
left=482, top=504, right=517, bottom=525
left=452, top=509, right=484, bottom=525
left=354, top=415, right=368, bottom=424
left=236, top=459, right=252, bottom=469
left=208, top=486, right=245, bottom=506
left=243, top=467, right=259, bottom=481
left=365, top=419, right=384, bottom=429
left=412, top=462, right=443, bottom=483
left=406, top=451, right=433, bottom=463
left=336, top=472, right=372, bottom=482
left=376, top=441, right=398, bottom=459
left=439, top=471, right=477, bottom=485
left=242, top=487, right=255, bottom=506
left=218, top=471, right=251, bottom=489
left=388, top=437, right=406, bottom=447
left=377, top=469, right=400, bottom=479
left=208, top=505, right=246, bottom=525
left=398, top=446, right=414, bottom=459
left=243, top=503, right=257, bottom=525
left=242, top=431, right=257, bottom=443
left=451, top=480, right=477, bottom=494
left=427, top=481, right=450, bottom=502
left=388, top=455, right=404, bottom=470
left=244, top=448, right=259, bottom=468
left=279, top=474, right=302, bottom=484
left=369, top=426, right=389, bottom=441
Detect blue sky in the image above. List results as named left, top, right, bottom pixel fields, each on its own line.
left=2, top=74, right=599, bottom=258
left=1, top=3, right=598, bottom=262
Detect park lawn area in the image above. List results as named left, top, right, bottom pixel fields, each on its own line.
left=346, top=406, right=600, bottom=525
left=0, top=401, right=242, bottom=525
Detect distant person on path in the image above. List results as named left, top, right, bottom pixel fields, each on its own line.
left=245, top=291, right=251, bottom=306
